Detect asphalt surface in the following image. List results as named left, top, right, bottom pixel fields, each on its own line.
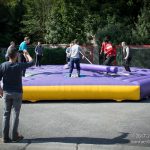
left=0, top=98, right=150, bottom=150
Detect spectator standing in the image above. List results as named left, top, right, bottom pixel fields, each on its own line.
left=121, top=41, right=132, bottom=72
left=35, top=42, right=43, bottom=67
left=0, top=47, right=34, bottom=143
left=5, top=41, right=16, bottom=61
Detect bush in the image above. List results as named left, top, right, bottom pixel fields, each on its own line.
left=1, top=46, right=150, bottom=68
left=28, top=47, right=66, bottom=65
left=116, top=47, right=150, bottom=68
left=0, top=48, right=7, bottom=63
left=96, top=23, right=132, bottom=45
left=0, top=47, right=66, bottom=65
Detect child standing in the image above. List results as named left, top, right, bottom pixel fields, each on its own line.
left=35, top=42, right=43, bottom=67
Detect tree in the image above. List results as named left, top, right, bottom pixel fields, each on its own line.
left=0, top=0, right=25, bottom=46
left=0, top=0, right=149, bottom=46
left=96, top=14, right=132, bottom=45
left=45, top=0, right=87, bottom=44
left=45, top=1, right=65, bottom=44
left=132, top=1, right=150, bottom=44
left=21, top=0, right=51, bottom=42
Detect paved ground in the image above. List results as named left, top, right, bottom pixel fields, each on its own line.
left=0, top=98, right=150, bottom=150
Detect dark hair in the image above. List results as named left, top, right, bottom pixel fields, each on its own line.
left=104, top=35, right=111, bottom=42
left=7, top=47, right=18, bottom=59
left=24, top=36, right=30, bottom=41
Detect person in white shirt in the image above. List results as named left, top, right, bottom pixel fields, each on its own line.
left=69, top=39, right=82, bottom=77
left=121, top=41, right=132, bottom=72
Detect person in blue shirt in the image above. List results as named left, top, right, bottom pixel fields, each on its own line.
left=18, top=37, right=30, bottom=76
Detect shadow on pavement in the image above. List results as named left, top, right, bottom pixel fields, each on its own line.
left=22, top=98, right=150, bottom=104
left=21, top=132, right=130, bottom=145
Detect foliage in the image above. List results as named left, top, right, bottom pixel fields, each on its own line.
left=0, top=47, right=66, bottom=64
left=1, top=47, right=150, bottom=68
left=96, top=15, right=132, bottom=45
left=0, top=0, right=149, bottom=46
left=0, top=0, right=25, bottom=46
left=28, top=47, right=66, bottom=65
left=21, top=0, right=51, bottom=42
left=116, top=47, right=150, bottom=68
left=132, top=2, right=150, bottom=44
left=45, top=0, right=87, bottom=44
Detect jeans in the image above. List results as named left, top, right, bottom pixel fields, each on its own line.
left=2, top=92, right=22, bottom=140
left=103, top=56, right=116, bottom=66
left=69, top=58, right=80, bottom=76
left=123, top=57, right=132, bottom=72
left=35, top=54, right=42, bottom=66
left=66, top=57, right=70, bottom=64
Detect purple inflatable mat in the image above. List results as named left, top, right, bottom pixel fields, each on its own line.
left=23, top=65, right=150, bottom=100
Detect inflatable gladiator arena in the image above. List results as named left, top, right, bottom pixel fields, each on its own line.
left=22, top=64, right=150, bottom=102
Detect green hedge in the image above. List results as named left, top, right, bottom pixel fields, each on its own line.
left=0, top=48, right=6, bottom=63
left=0, top=47, right=66, bottom=65
left=116, top=48, right=150, bottom=69
left=1, top=47, right=150, bottom=68
left=28, top=47, right=66, bottom=65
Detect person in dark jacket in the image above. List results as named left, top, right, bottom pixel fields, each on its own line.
left=35, top=42, right=43, bottom=67
left=0, top=47, right=34, bottom=143
left=5, top=41, right=16, bottom=61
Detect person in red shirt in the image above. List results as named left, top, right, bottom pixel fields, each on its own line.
left=103, top=42, right=117, bottom=66
left=100, top=36, right=116, bottom=66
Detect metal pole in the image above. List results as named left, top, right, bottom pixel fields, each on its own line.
left=79, top=51, right=93, bottom=64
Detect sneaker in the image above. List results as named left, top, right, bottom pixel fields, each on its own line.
left=12, top=135, right=24, bottom=143
left=1, top=138, right=12, bottom=143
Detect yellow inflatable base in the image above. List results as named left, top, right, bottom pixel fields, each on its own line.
left=23, top=85, right=140, bottom=102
